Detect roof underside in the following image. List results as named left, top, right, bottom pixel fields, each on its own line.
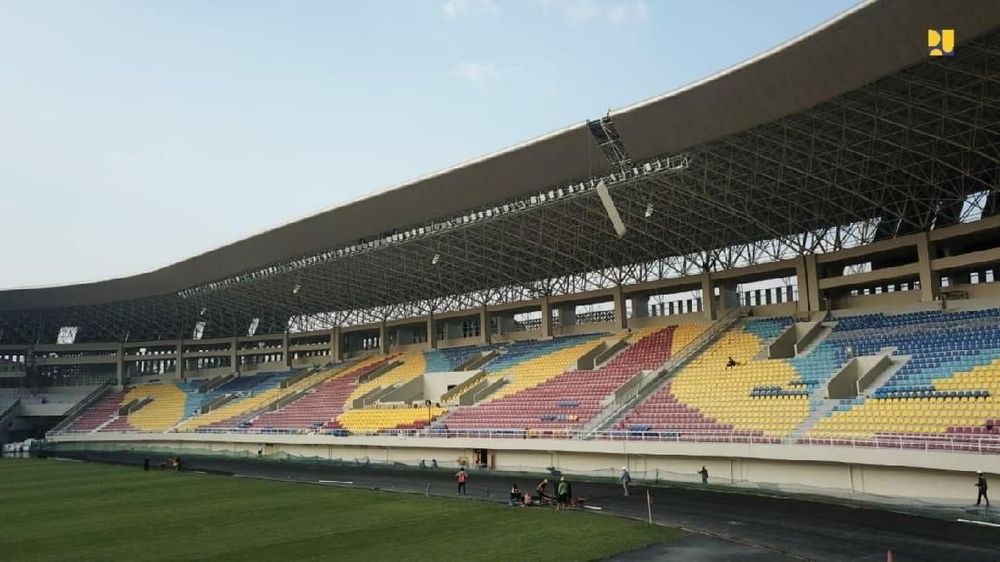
left=2, top=1, right=999, bottom=344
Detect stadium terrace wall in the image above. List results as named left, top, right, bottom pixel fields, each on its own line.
left=47, top=431, right=1000, bottom=504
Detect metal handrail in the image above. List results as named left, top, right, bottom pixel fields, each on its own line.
left=55, top=426, right=1000, bottom=455
left=46, top=381, right=112, bottom=436
left=578, top=307, right=748, bottom=437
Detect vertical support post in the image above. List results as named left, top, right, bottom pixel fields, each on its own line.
left=230, top=337, right=239, bottom=375
left=282, top=331, right=291, bottom=368
left=329, top=327, right=342, bottom=363
left=540, top=296, right=554, bottom=338
left=804, top=254, right=821, bottom=313
left=427, top=313, right=437, bottom=350
left=613, top=286, right=628, bottom=331
left=700, top=273, right=716, bottom=321
left=379, top=321, right=389, bottom=355
left=115, top=343, right=124, bottom=387
left=480, top=305, right=491, bottom=345
left=916, top=232, right=940, bottom=303
left=795, top=256, right=808, bottom=313
left=176, top=339, right=185, bottom=378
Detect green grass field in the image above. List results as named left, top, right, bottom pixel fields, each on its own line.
left=0, top=459, right=681, bottom=561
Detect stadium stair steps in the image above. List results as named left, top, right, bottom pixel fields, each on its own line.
left=794, top=323, right=835, bottom=357
left=861, top=355, right=911, bottom=398
left=585, top=309, right=747, bottom=435
left=180, top=362, right=358, bottom=431
left=591, top=337, right=633, bottom=370
left=810, top=308, right=1000, bottom=441
left=790, top=400, right=839, bottom=438
left=92, top=416, right=121, bottom=433
left=609, top=315, right=805, bottom=438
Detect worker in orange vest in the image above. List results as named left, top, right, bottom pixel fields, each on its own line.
left=456, top=467, right=468, bottom=495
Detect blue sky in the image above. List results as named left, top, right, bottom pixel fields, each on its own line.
left=0, top=0, right=859, bottom=289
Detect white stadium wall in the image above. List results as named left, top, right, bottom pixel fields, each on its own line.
left=48, top=432, right=999, bottom=504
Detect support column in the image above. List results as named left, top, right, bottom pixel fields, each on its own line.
left=804, top=254, right=821, bottom=312
left=176, top=339, right=185, bottom=378
left=700, top=273, right=716, bottom=321
left=480, top=305, right=491, bottom=345
left=427, top=314, right=437, bottom=350
left=916, top=233, right=940, bottom=303
left=613, top=286, right=628, bottom=330
left=379, top=321, right=389, bottom=354
left=230, top=337, right=239, bottom=374
left=795, top=257, right=810, bottom=313
left=329, top=327, right=342, bottom=362
left=540, top=296, right=554, bottom=338
left=282, top=332, right=291, bottom=367
left=115, top=343, right=125, bottom=387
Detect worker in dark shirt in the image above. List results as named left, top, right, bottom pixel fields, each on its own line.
left=976, top=471, right=989, bottom=507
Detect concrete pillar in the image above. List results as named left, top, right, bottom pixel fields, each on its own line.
left=541, top=296, right=554, bottom=338
left=282, top=332, right=291, bottom=367
left=176, top=339, right=185, bottom=378
left=631, top=295, right=650, bottom=319
left=480, top=306, right=491, bottom=345
left=916, top=233, right=940, bottom=303
left=700, top=273, right=716, bottom=321
left=230, top=337, right=239, bottom=374
left=803, top=254, right=821, bottom=312
left=328, top=327, right=342, bottom=362
left=613, top=286, right=628, bottom=330
left=427, top=314, right=437, bottom=350
left=115, top=343, right=125, bottom=387
left=379, top=321, right=389, bottom=354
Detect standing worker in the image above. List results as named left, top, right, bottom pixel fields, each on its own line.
left=535, top=478, right=550, bottom=503
left=698, top=466, right=709, bottom=485
left=556, top=476, right=569, bottom=510
left=976, top=470, right=989, bottom=507
left=456, top=467, right=468, bottom=495
left=620, top=466, right=631, bottom=497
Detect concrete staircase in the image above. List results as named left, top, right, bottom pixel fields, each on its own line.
left=796, top=323, right=834, bottom=356
left=92, top=417, right=118, bottom=433
left=791, top=400, right=839, bottom=438
left=580, top=307, right=750, bottom=437
left=862, top=355, right=911, bottom=397
left=790, top=353, right=911, bottom=437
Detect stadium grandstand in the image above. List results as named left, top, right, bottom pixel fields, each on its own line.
left=4, top=0, right=1000, bottom=511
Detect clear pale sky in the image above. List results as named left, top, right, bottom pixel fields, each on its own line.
left=0, top=0, right=859, bottom=290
